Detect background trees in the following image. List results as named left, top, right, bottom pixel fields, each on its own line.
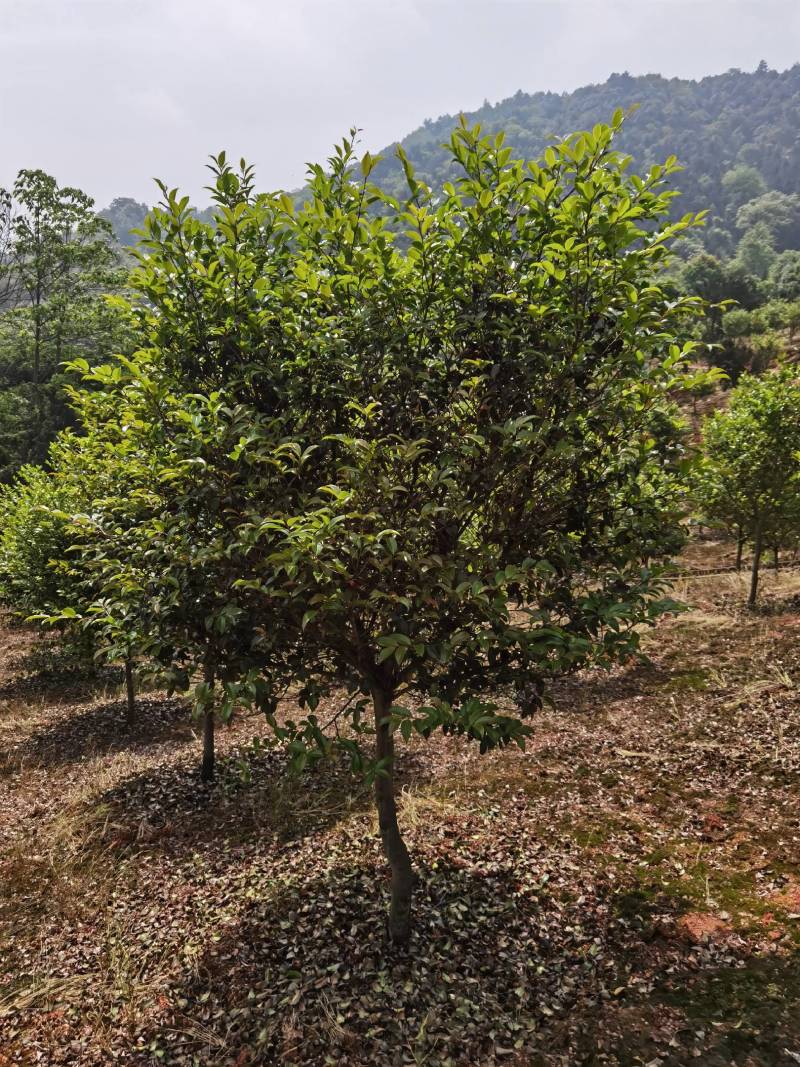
left=367, top=65, right=800, bottom=390
left=98, top=197, right=150, bottom=247
left=370, top=65, right=800, bottom=235
left=695, top=367, right=800, bottom=605
left=0, top=170, right=132, bottom=479
left=2, top=66, right=800, bottom=483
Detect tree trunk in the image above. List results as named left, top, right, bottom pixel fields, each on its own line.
left=735, top=534, right=744, bottom=572
left=748, top=524, right=764, bottom=608
left=774, top=546, right=780, bottom=572
left=124, top=658, right=136, bottom=729
left=201, top=660, right=215, bottom=782
left=372, top=684, right=414, bottom=945
left=33, top=293, right=41, bottom=389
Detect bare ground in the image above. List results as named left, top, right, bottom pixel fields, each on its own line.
left=1, top=547, right=799, bottom=1066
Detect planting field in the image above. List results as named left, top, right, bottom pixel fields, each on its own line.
left=1, top=545, right=799, bottom=1066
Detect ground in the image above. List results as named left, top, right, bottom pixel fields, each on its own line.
left=1, top=543, right=799, bottom=1066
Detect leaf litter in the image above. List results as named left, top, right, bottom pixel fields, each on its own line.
left=0, top=549, right=799, bottom=1064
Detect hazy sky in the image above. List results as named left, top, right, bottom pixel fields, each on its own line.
left=1, top=0, right=797, bottom=208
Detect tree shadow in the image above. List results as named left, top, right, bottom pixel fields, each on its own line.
left=138, top=836, right=753, bottom=1067
left=136, top=847, right=799, bottom=1066
left=86, top=741, right=431, bottom=858
left=0, top=644, right=124, bottom=706
left=572, top=952, right=800, bottom=1067
left=749, top=589, right=800, bottom=616
left=0, top=695, right=190, bottom=774
left=554, top=659, right=673, bottom=711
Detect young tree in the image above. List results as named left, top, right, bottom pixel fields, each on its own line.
left=0, top=458, right=87, bottom=620
left=0, top=189, right=16, bottom=310
left=0, top=371, right=162, bottom=729
left=78, top=388, right=283, bottom=779
left=681, top=253, right=760, bottom=342
left=695, top=367, right=800, bottom=605
left=62, top=165, right=304, bottom=779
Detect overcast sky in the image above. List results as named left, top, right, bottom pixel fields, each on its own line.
left=1, top=0, right=797, bottom=208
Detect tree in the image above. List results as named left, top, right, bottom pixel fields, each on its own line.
left=0, top=458, right=86, bottom=620
left=0, top=170, right=132, bottom=478
left=736, top=191, right=800, bottom=250
left=721, top=308, right=754, bottom=339
left=769, top=250, right=800, bottom=301
left=248, top=121, right=701, bottom=941
left=695, top=368, right=800, bottom=605
left=682, top=253, right=760, bottom=340
left=721, top=165, right=767, bottom=216
left=0, top=414, right=155, bottom=724
left=73, top=384, right=280, bottom=778
left=46, top=363, right=253, bottom=742
left=98, top=197, right=150, bottom=247
left=71, top=116, right=705, bottom=942
left=735, top=221, right=776, bottom=279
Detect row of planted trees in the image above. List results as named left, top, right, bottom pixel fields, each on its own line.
left=0, top=115, right=757, bottom=943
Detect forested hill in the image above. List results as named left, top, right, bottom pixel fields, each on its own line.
left=99, top=64, right=800, bottom=246
left=371, top=63, right=800, bottom=220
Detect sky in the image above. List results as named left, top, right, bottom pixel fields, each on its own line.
left=1, top=0, right=797, bottom=208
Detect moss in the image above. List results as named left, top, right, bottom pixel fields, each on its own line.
left=663, top=668, right=709, bottom=692
left=560, top=812, right=639, bottom=850
left=435, top=765, right=561, bottom=802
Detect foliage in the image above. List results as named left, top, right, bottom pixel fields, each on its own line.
left=695, top=367, right=800, bottom=603
left=0, top=170, right=134, bottom=479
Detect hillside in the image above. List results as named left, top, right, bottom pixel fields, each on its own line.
left=371, top=63, right=800, bottom=251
